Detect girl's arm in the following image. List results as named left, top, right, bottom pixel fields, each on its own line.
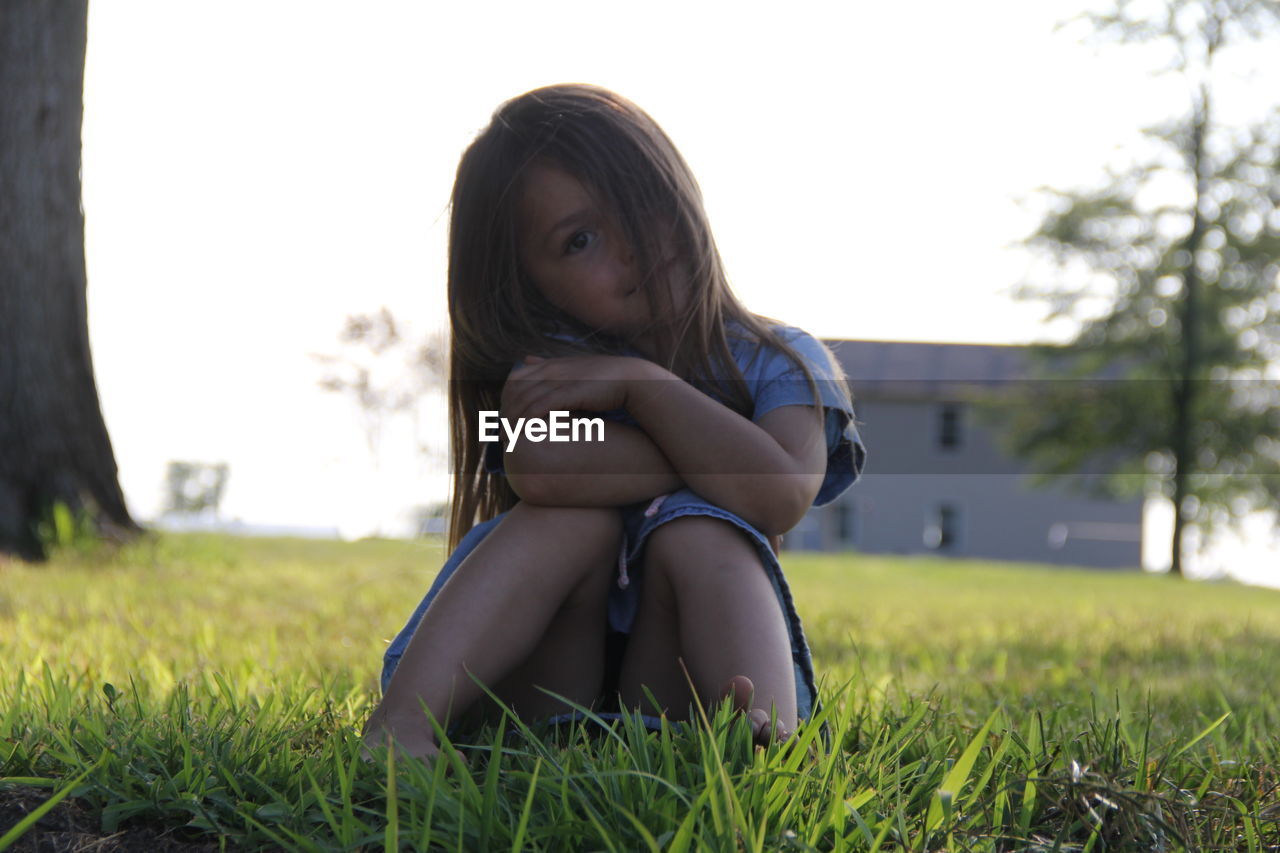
left=504, top=419, right=684, bottom=507
left=625, top=364, right=827, bottom=536
left=501, top=355, right=827, bottom=535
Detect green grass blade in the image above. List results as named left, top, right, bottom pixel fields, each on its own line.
left=614, top=803, right=664, bottom=852
left=509, top=756, right=541, bottom=853
left=926, top=706, right=1000, bottom=832
left=0, top=761, right=98, bottom=852
left=384, top=741, right=398, bottom=852
left=479, top=714, right=507, bottom=851
left=668, top=785, right=713, bottom=853
left=1170, top=711, right=1231, bottom=759
left=845, top=800, right=877, bottom=847
left=303, top=765, right=345, bottom=845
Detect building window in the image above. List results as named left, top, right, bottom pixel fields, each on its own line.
left=938, top=403, right=962, bottom=450
left=835, top=500, right=857, bottom=547
left=924, top=502, right=960, bottom=550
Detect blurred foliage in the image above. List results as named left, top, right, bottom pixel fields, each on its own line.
left=1007, top=0, right=1280, bottom=568
left=311, top=306, right=448, bottom=461
left=32, top=500, right=99, bottom=558
left=162, top=460, right=229, bottom=516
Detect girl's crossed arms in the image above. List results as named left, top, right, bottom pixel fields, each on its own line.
left=501, top=353, right=827, bottom=537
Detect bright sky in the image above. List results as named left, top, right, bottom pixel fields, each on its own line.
left=80, top=1, right=1280, bottom=585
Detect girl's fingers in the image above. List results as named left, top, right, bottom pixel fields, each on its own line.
left=503, top=367, right=551, bottom=414
left=503, top=384, right=552, bottom=422
left=508, top=371, right=591, bottom=419
left=508, top=361, right=546, bottom=381
left=516, top=384, right=577, bottom=420
left=503, top=376, right=543, bottom=416
left=505, top=356, right=619, bottom=417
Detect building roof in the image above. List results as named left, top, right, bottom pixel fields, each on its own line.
left=827, top=340, right=1028, bottom=382
left=824, top=339, right=1078, bottom=401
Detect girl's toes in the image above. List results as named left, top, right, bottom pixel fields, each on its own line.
left=720, top=675, right=755, bottom=713
left=747, top=708, right=770, bottom=742
left=719, top=676, right=793, bottom=746
left=746, top=708, right=791, bottom=746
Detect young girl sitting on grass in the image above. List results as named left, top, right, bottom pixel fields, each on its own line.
left=363, top=83, right=866, bottom=762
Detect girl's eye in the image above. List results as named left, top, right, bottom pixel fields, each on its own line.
left=564, top=230, right=596, bottom=255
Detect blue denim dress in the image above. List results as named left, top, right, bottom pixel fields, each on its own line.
left=380, top=326, right=866, bottom=734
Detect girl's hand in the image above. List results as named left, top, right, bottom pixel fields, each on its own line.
left=501, top=354, right=661, bottom=421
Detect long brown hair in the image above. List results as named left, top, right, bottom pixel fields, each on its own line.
left=446, top=83, right=849, bottom=549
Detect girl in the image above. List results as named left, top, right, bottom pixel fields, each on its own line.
left=363, top=83, right=866, bottom=761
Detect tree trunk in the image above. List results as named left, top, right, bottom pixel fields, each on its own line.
left=0, top=0, right=140, bottom=560
left=1169, top=86, right=1210, bottom=579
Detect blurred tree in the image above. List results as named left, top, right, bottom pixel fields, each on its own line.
left=312, top=307, right=448, bottom=462
left=163, top=462, right=229, bottom=517
left=0, top=1, right=139, bottom=561
left=1009, top=0, right=1280, bottom=576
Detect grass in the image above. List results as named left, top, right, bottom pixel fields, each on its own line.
left=1, top=531, right=1278, bottom=851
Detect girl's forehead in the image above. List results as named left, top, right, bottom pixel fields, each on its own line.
left=518, top=163, right=612, bottom=242
left=521, top=162, right=590, bottom=203
left=519, top=162, right=604, bottom=211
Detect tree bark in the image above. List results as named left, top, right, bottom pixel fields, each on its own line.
left=1169, top=85, right=1211, bottom=579
left=0, top=0, right=140, bottom=560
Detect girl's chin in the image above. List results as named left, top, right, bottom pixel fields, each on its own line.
left=620, top=329, right=659, bottom=359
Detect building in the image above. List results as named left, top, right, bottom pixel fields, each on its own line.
left=787, top=340, right=1144, bottom=569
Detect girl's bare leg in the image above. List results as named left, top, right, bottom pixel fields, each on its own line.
left=364, top=502, right=620, bottom=759
left=616, top=517, right=797, bottom=742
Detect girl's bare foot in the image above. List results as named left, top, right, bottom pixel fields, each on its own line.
left=720, top=675, right=791, bottom=747
left=360, top=705, right=452, bottom=766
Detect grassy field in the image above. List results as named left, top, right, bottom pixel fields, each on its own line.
left=1, top=531, right=1278, bottom=851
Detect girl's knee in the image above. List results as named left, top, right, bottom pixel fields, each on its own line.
left=646, top=516, right=756, bottom=564
left=508, top=502, right=622, bottom=552
left=644, top=517, right=764, bottom=595
left=504, top=503, right=620, bottom=608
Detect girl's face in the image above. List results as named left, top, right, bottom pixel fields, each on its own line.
left=518, top=162, right=679, bottom=344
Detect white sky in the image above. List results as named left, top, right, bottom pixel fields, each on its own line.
left=80, top=1, right=1280, bottom=585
